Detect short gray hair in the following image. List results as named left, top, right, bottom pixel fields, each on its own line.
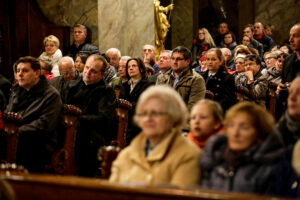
left=134, top=85, right=187, bottom=131
left=106, top=48, right=121, bottom=58
left=58, top=56, right=74, bottom=67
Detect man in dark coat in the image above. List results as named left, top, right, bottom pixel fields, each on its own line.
left=5, top=56, right=62, bottom=172
left=49, top=56, right=81, bottom=96
left=63, top=54, right=117, bottom=177
left=65, top=24, right=100, bottom=60
left=276, top=23, right=300, bottom=119
left=253, top=22, right=274, bottom=53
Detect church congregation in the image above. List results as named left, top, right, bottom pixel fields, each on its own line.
left=1, top=3, right=300, bottom=198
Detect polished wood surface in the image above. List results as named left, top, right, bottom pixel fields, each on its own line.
left=51, top=104, right=82, bottom=175
left=1, top=112, right=24, bottom=163
left=0, top=174, right=290, bottom=200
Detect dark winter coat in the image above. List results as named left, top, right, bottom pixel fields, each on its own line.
left=63, top=78, right=117, bottom=176
left=200, top=131, right=284, bottom=194
left=202, top=68, right=236, bottom=111
left=5, top=76, right=62, bottom=172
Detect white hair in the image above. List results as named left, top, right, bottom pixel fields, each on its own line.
left=106, top=48, right=121, bottom=58
left=58, top=56, right=74, bottom=67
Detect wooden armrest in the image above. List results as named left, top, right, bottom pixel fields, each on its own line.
left=98, top=145, right=121, bottom=179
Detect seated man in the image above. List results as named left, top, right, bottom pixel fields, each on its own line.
left=5, top=56, right=62, bottom=172
left=156, top=46, right=206, bottom=112
left=65, top=24, right=100, bottom=60
left=106, top=48, right=121, bottom=71
left=244, top=54, right=268, bottom=107
left=142, top=44, right=159, bottom=74
left=63, top=54, right=117, bottom=177
left=49, top=56, right=81, bottom=95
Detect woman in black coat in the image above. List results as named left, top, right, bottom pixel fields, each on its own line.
left=202, top=48, right=236, bottom=112
left=119, top=58, right=154, bottom=144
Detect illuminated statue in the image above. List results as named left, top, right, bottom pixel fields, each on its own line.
left=154, top=0, right=173, bottom=60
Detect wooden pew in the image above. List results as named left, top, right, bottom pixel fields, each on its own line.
left=97, top=98, right=132, bottom=179
left=0, top=112, right=24, bottom=163
left=114, top=98, right=132, bottom=148
left=50, top=104, right=82, bottom=175
left=0, top=174, right=290, bottom=200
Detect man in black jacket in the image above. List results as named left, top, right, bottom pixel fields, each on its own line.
left=5, top=56, right=62, bottom=172
left=276, top=23, right=300, bottom=119
left=65, top=24, right=100, bottom=60
left=63, top=54, right=117, bottom=177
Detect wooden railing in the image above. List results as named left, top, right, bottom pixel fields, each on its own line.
left=0, top=174, right=290, bottom=200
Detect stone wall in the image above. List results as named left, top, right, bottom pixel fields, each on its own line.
left=36, top=0, right=99, bottom=46
left=98, top=0, right=154, bottom=57
left=36, top=0, right=300, bottom=53
left=254, top=0, right=300, bottom=44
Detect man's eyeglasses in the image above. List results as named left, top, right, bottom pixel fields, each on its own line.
left=171, top=57, right=185, bottom=61
left=61, top=70, right=75, bottom=76
left=264, top=57, right=276, bottom=61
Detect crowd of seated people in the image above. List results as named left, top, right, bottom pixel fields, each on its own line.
left=0, top=21, right=300, bottom=198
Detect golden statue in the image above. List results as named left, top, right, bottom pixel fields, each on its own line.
left=154, top=0, right=173, bottom=60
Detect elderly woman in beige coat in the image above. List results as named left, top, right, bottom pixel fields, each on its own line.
left=109, top=85, right=201, bottom=187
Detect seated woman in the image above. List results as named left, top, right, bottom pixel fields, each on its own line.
left=39, top=35, right=62, bottom=77
left=234, top=55, right=248, bottom=86
left=74, top=53, right=88, bottom=73
left=220, top=31, right=237, bottom=54
left=39, top=58, right=54, bottom=80
left=200, top=102, right=284, bottom=194
left=276, top=75, right=300, bottom=146
left=267, top=75, right=300, bottom=197
left=202, top=48, right=236, bottom=112
left=191, top=28, right=215, bottom=66
left=263, top=52, right=288, bottom=86
left=110, top=85, right=201, bottom=187
left=187, top=99, right=224, bottom=149
left=119, top=58, right=154, bottom=144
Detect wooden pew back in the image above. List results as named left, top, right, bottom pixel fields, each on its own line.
left=0, top=174, right=291, bottom=200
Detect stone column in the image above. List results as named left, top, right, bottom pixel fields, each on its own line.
left=171, top=0, right=194, bottom=49
left=98, top=0, right=154, bottom=57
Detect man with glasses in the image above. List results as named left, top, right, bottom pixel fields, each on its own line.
left=62, top=54, right=117, bottom=177
left=65, top=24, right=100, bottom=61
left=262, top=51, right=278, bottom=75
left=244, top=54, right=268, bottom=107
left=157, top=46, right=205, bottom=112
left=49, top=56, right=81, bottom=95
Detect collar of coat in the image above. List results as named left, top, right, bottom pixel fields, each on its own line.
left=166, top=67, right=194, bottom=86
left=129, top=128, right=180, bottom=166
left=12, top=75, right=48, bottom=96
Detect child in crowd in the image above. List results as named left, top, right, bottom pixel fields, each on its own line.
left=187, top=99, right=224, bottom=149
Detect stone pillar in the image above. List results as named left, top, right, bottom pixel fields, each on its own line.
left=98, top=0, right=154, bottom=57
left=171, top=0, right=194, bottom=49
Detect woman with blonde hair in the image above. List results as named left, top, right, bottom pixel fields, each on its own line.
left=110, top=85, right=201, bottom=187
left=39, top=35, right=62, bottom=77
left=191, top=28, right=216, bottom=66
left=200, top=102, right=284, bottom=194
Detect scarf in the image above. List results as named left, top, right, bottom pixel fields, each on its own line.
left=285, top=111, right=300, bottom=140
